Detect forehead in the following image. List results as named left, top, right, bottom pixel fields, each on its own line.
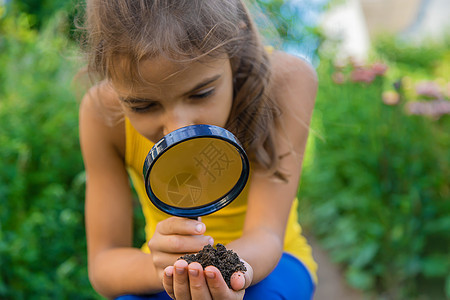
left=112, top=55, right=230, bottom=95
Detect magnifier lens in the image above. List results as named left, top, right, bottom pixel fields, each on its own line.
left=143, top=125, right=249, bottom=217
left=149, top=138, right=242, bottom=208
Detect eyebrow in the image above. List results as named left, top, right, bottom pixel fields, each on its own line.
left=185, top=74, right=222, bottom=95
left=120, top=98, right=152, bottom=104
left=119, top=74, right=222, bottom=103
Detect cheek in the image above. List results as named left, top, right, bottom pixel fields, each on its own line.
left=125, top=113, right=162, bottom=143
left=222, top=96, right=233, bottom=122
left=212, top=78, right=234, bottom=124
left=205, top=93, right=233, bottom=127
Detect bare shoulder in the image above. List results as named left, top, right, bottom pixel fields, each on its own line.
left=270, top=51, right=318, bottom=85
left=268, top=51, right=318, bottom=154
left=270, top=51, right=318, bottom=111
left=79, top=81, right=126, bottom=159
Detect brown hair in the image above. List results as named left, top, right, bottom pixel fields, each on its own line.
left=81, top=0, right=282, bottom=177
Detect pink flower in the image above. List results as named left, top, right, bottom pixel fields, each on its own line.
left=371, top=62, right=388, bottom=76
left=382, top=91, right=400, bottom=105
left=332, top=72, right=346, bottom=84
left=350, top=67, right=376, bottom=84
left=405, top=99, right=450, bottom=117
left=415, top=81, right=442, bottom=99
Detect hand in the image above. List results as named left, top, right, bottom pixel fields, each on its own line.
left=162, top=258, right=253, bottom=300
left=148, top=217, right=214, bottom=280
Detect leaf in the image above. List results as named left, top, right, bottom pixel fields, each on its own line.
left=424, top=217, right=450, bottom=234
left=345, top=267, right=374, bottom=290
left=351, top=242, right=379, bottom=268
left=445, top=275, right=450, bottom=298
left=422, top=255, right=450, bottom=277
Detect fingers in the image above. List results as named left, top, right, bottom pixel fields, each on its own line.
left=163, top=260, right=212, bottom=300
left=163, top=266, right=175, bottom=299
left=204, top=266, right=245, bottom=299
left=152, top=234, right=214, bottom=254
left=241, top=260, right=253, bottom=290
left=164, top=260, right=213, bottom=300
left=165, top=262, right=247, bottom=300
left=173, top=260, right=192, bottom=300
left=230, top=272, right=245, bottom=291
left=157, top=217, right=206, bottom=235
left=148, top=217, right=214, bottom=273
left=150, top=217, right=213, bottom=255
left=188, top=262, right=212, bottom=300
left=164, top=260, right=192, bottom=300
left=229, top=260, right=253, bottom=291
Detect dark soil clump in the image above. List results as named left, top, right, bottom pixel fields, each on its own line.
left=179, top=243, right=246, bottom=288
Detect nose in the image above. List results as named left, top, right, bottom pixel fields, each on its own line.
left=163, top=107, right=195, bottom=136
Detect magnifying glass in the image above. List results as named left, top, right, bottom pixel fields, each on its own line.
left=143, top=125, right=250, bottom=218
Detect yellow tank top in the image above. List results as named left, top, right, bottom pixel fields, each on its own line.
left=125, top=119, right=317, bottom=282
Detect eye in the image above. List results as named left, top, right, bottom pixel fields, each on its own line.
left=130, top=103, right=158, bottom=113
left=126, top=100, right=159, bottom=113
left=190, top=88, right=215, bottom=99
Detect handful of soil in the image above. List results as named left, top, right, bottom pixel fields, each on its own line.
left=179, top=243, right=246, bottom=288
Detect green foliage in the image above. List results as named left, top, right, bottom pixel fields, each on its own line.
left=7, top=0, right=77, bottom=27
left=8, top=0, right=450, bottom=299
left=374, top=34, right=450, bottom=73
left=299, top=39, right=450, bottom=299
left=0, top=0, right=326, bottom=298
left=6, top=0, right=84, bottom=41
left=0, top=10, right=101, bottom=299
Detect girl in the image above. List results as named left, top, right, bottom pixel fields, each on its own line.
left=79, top=0, right=318, bottom=299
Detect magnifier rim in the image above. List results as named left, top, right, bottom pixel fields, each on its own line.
left=143, top=124, right=249, bottom=217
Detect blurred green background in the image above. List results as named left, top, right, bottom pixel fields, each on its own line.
left=0, top=0, right=448, bottom=299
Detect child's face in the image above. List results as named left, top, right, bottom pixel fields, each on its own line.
left=114, top=55, right=234, bottom=143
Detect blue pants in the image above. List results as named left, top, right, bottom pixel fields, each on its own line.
left=115, top=253, right=315, bottom=300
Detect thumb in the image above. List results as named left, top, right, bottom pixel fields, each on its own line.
left=230, top=272, right=246, bottom=291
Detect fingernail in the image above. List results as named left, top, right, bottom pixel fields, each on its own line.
left=189, top=269, right=199, bottom=277
left=208, top=237, right=214, bottom=245
left=195, top=223, right=204, bottom=233
left=205, top=271, right=215, bottom=279
left=165, top=269, right=173, bottom=277
left=231, top=272, right=245, bottom=290
left=175, top=267, right=185, bottom=275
